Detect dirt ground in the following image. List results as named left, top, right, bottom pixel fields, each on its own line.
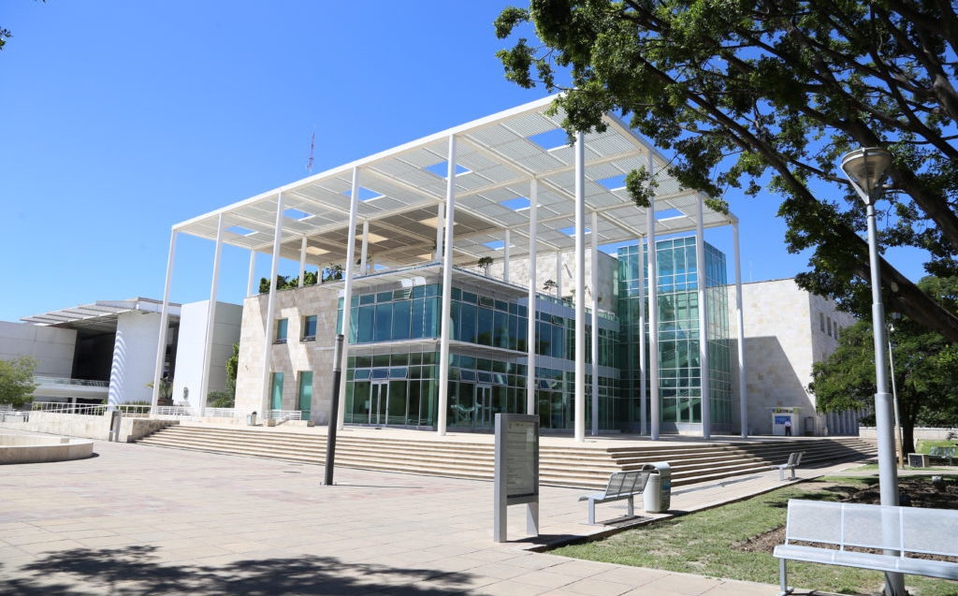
left=734, top=475, right=958, bottom=554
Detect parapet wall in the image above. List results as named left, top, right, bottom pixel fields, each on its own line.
left=0, top=433, right=94, bottom=464
left=0, top=411, right=178, bottom=442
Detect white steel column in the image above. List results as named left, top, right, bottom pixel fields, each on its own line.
left=647, top=184, right=660, bottom=440
left=198, top=213, right=225, bottom=417
left=555, top=251, right=562, bottom=298
left=590, top=210, right=600, bottom=436
left=503, top=228, right=511, bottom=283
left=360, top=220, right=369, bottom=276
left=339, top=167, right=361, bottom=430
left=734, top=221, right=748, bottom=438
left=299, top=236, right=307, bottom=285
left=246, top=251, right=257, bottom=297
left=526, top=179, right=538, bottom=415
left=260, top=192, right=285, bottom=417
left=438, top=135, right=457, bottom=435
left=638, top=237, right=648, bottom=435
left=695, top=196, right=711, bottom=439
left=574, top=131, right=586, bottom=443
left=435, top=203, right=444, bottom=262
left=151, top=229, right=177, bottom=409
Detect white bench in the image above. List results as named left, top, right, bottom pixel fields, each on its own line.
left=776, top=451, right=803, bottom=481
left=773, top=499, right=958, bottom=595
left=579, top=470, right=652, bottom=525
left=929, top=446, right=956, bottom=465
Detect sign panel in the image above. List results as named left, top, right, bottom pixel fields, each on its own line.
left=503, top=416, right=538, bottom=500
left=494, top=413, right=539, bottom=542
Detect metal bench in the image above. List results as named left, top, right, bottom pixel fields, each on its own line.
left=578, top=470, right=652, bottom=525
left=929, top=446, right=956, bottom=465
left=776, top=451, right=803, bottom=481
left=773, top=499, right=958, bottom=595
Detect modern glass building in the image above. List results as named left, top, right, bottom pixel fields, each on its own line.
left=618, top=238, right=732, bottom=434
left=154, top=95, right=748, bottom=440
left=338, top=269, right=621, bottom=432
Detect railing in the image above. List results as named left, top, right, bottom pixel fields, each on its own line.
left=32, top=402, right=107, bottom=415
left=34, top=376, right=110, bottom=388
left=203, top=407, right=241, bottom=418
left=25, top=402, right=305, bottom=423
left=267, top=409, right=302, bottom=421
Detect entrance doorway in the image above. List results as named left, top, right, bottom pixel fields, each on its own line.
left=368, top=381, right=389, bottom=425
left=475, top=384, right=493, bottom=428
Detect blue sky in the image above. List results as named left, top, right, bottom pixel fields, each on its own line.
left=0, top=1, right=925, bottom=322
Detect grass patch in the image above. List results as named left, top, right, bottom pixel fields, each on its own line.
left=553, top=477, right=958, bottom=596
left=918, top=439, right=957, bottom=453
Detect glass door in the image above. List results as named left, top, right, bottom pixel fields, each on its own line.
left=369, top=381, right=388, bottom=425
left=475, top=384, right=493, bottom=428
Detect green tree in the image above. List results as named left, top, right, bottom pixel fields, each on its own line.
left=810, top=279, right=958, bottom=453
left=495, top=0, right=958, bottom=340
left=208, top=343, right=240, bottom=408
left=0, top=356, right=38, bottom=408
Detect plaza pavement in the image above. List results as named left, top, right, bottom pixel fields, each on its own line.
left=0, top=429, right=864, bottom=595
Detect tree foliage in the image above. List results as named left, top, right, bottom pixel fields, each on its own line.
left=258, top=265, right=343, bottom=294
left=810, top=277, right=958, bottom=453
left=495, top=0, right=958, bottom=341
left=208, top=343, right=239, bottom=408
left=0, top=356, right=38, bottom=408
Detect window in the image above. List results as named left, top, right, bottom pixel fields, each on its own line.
left=827, top=316, right=833, bottom=337
left=819, top=312, right=825, bottom=332
left=271, top=372, right=284, bottom=410
left=275, top=318, right=288, bottom=343
left=298, top=371, right=313, bottom=417
left=303, top=315, right=317, bottom=341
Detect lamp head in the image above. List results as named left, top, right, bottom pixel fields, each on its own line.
left=841, top=147, right=892, bottom=206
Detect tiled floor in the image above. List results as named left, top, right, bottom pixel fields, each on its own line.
left=0, top=431, right=855, bottom=595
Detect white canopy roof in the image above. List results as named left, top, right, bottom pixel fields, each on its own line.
left=22, top=298, right=180, bottom=334
left=173, top=95, right=736, bottom=269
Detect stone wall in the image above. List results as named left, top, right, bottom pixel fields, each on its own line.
left=234, top=283, right=340, bottom=423
left=727, top=278, right=856, bottom=436
left=0, top=411, right=177, bottom=442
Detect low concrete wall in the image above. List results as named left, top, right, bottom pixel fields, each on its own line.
left=0, top=433, right=94, bottom=464
left=859, top=426, right=958, bottom=442
left=0, top=412, right=178, bottom=442
left=0, top=411, right=113, bottom=440
left=119, top=417, right=178, bottom=442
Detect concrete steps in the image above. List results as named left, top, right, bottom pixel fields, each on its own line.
left=136, top=425, right=876, bottom=489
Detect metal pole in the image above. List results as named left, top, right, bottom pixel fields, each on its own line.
left=323, top=334, right=345, bottom=486
left=888, top=333, right=904, bottom=468
left=865, top=200, right=905, bottom=596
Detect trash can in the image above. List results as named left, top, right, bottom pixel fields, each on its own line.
left=643, top=462, right=672, bottom=513
left=247, top=411, right=257, bottom=426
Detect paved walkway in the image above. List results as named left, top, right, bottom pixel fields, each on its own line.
left=0, top=430, right=866, bottom=595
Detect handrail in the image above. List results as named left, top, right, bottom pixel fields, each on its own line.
left=33, top=376, right=110, bottom=388
left=27, top=402, right=306, bottom=422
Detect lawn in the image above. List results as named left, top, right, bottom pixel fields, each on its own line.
left=553, top=475, right=958, bottom=596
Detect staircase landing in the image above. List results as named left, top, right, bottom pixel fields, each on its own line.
left=136, top=423, right=877, bottom=490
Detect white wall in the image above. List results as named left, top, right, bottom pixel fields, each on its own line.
left=108, top=311, right=163, bottom=406
left=728, top=278, right=858, bottom=436
left=0, top=321, right=76, bottom=377
left=173, top=300, right=243, bottom=410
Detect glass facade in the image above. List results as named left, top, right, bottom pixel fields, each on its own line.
left=340, top=279, right=620, bottom=431
left=617, top=237, right=732, bottom=432
left=269, top=234, right=733, bottom=435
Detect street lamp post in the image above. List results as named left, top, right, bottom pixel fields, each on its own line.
left=841, top=147, right=904, bottom=596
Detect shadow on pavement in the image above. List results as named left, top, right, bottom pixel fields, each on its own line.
left=1, top=545, right=473, bottom=595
